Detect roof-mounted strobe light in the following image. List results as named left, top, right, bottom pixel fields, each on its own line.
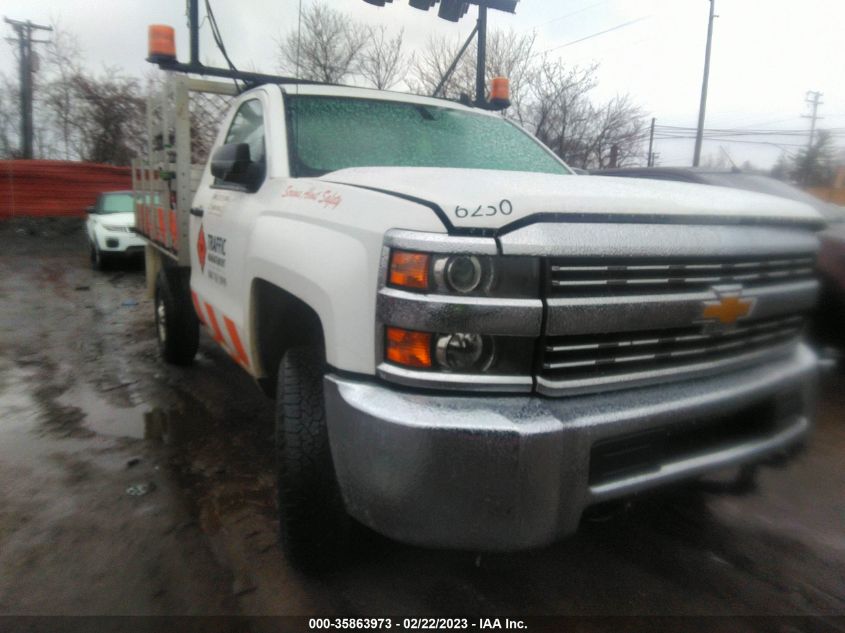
left=360, top=1, right=517, bottom=110
left=489, top=77, right=510, bottom=110
left=147, top=24, right=176, bottom=64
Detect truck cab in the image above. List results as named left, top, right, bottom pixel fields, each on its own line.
left=135, top=77, right=822, bottom=568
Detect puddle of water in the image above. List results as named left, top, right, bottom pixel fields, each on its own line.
left=54, top=381, right=211, bottom=447
left=0, top=360, right=39, bottom=433
left=56, top=381, right=149, bottom=439
left=144, top=405, right=209, bottom=446
left=0, top=359, right=89, bottom=462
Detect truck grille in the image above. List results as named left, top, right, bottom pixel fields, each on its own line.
left=547, top=255, right=815, bottom=297
left=540, top=315, right=804, bottom=392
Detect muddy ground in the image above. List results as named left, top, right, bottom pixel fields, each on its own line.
left=0, top=219, right=843, bottom=627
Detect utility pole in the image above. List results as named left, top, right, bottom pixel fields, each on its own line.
left=475, top=4, right=487, bottom=106
left=692, top=0, right=715, bottom=167
left=803, top=90, right=824, bottom=148
left=647, top=117, right=656, bottom=167
left=4, top=17, right=52, bottom=159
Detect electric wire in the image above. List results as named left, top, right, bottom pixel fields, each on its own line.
left=204, top=0, right=240, bottom=90
left=534, top=15, right=652, bottom=57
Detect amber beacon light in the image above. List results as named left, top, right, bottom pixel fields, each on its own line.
left=490, top=77, right=511, bottom=109
left=148, top=24, right=177, bottom=63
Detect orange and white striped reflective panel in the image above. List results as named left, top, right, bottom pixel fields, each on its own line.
left=193, top=298, right=252, bottom=372
left=190, top=291, right=205, bottom=324
left=203, top=302, right=227, bottom=345
left=168, top=210, right=179, bottom=250
left=223, top=316, right=250, bottom=369
left=157, top=207, right=166, bottom=243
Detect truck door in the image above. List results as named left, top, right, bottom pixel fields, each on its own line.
left=189, top=93, right=269, bottom=373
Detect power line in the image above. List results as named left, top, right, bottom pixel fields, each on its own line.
left=651, top=135, right=816, bottom=149
left=536, top=15, right=651, bottom=56
left=524, top=0, right=614, bottom=31
left=204, top=0, right=240, bottom=90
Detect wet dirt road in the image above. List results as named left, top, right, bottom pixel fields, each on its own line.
left=0, top=220, right=843, bottom=624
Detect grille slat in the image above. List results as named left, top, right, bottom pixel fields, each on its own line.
left=541, top=253, right=814, bottom=394
left=541, top=316, right=804, bottom=381
left=548, top=256, right=815, bottom=296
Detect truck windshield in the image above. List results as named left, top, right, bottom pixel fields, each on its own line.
left=285, top=95, right=570, bottom=177
left=99, top=193, right=134, bottom=214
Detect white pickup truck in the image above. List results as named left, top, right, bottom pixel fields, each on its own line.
left=134, top=74, right=822, bottom=568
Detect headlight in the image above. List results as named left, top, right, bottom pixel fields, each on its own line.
left=388, top=249, right=539, bottom=298
left=436, top=255, right=483, bottom=293
left=436, top=333, right=492, bottom=371
left=384, top=327, right=533, bottom=375
left=102, top=224, right=127, bottom=232
left=379, top=236, right=540, bottom=392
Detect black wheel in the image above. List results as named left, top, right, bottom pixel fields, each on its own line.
left=275, top=346, right=351, bottom=570
left=90, top=241, right=107, bottom=271
left=154, top=269, right=199, bottom=365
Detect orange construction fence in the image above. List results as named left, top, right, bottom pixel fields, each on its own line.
left=0, top=160, right=132, bottom=219
left=807, top=187, right=845, bottom=207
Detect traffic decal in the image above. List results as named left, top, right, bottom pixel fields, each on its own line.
left=197, top=225, right=207, bottom=272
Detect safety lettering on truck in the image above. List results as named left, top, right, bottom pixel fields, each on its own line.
left=282, top=185, right=342, bottom=209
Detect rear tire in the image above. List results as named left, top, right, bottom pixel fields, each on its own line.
left=154, top=269, right=199, bottom=365
left=275, top=346, right=351, bottom=570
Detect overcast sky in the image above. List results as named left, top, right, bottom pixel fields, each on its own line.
left=3, top=0, right=843, bottom=167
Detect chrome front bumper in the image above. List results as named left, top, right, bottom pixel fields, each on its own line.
left=324, top=345, right=817, bottom=551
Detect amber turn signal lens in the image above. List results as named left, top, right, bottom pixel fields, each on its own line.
left=148, top=24, right=177, bottom=61
left=386, top=327, right=432, bottom=368
left=389, top=251, right=430, bottom=290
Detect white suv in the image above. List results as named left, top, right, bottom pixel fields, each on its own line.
left=85, top=190, right=147, bottom=270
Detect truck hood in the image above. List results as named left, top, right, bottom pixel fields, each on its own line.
left=92, top=212, right=135, bottom=228
left=324, top=167, right=824, bottom=232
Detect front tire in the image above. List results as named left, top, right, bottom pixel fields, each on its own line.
left=275, top=346, right=351, bottom=570
left=154, top=269, right=199, bottom=365
left=90, top=241, right=107, bottom=271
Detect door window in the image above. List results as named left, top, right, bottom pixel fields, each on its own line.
left=217, top=99, right=266, bottom=190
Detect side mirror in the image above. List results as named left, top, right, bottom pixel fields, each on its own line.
left=86, top=205, right=97, bottom=214
left=211, top=143, right=252, bottom=185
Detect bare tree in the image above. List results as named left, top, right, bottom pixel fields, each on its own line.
left=277, top=2, right=369, bottom=84
left=71, top=70, right=145, bottom=165
left=585, top=95, right=647, bottom=169
left=0, top=72, right=20, bottom=158
left=41, top=23, right=84, bottom=159
left=528, top=58, right=597, bottom=167
left=408, top=33, right=476, bottom=99
left=791, top=129, right=836, bottom=187
left=359, top=25, right=410, bottom=90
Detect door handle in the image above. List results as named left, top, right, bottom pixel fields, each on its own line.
left=190, top=207, right=205, bottom=217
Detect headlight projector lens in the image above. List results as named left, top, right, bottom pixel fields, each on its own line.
left=435, top=333, right=494, bottom=371
left=444, top=255, right=482, bottom=293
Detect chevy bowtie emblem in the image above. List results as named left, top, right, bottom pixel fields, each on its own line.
left=701, top=291, right=755, bottom=325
